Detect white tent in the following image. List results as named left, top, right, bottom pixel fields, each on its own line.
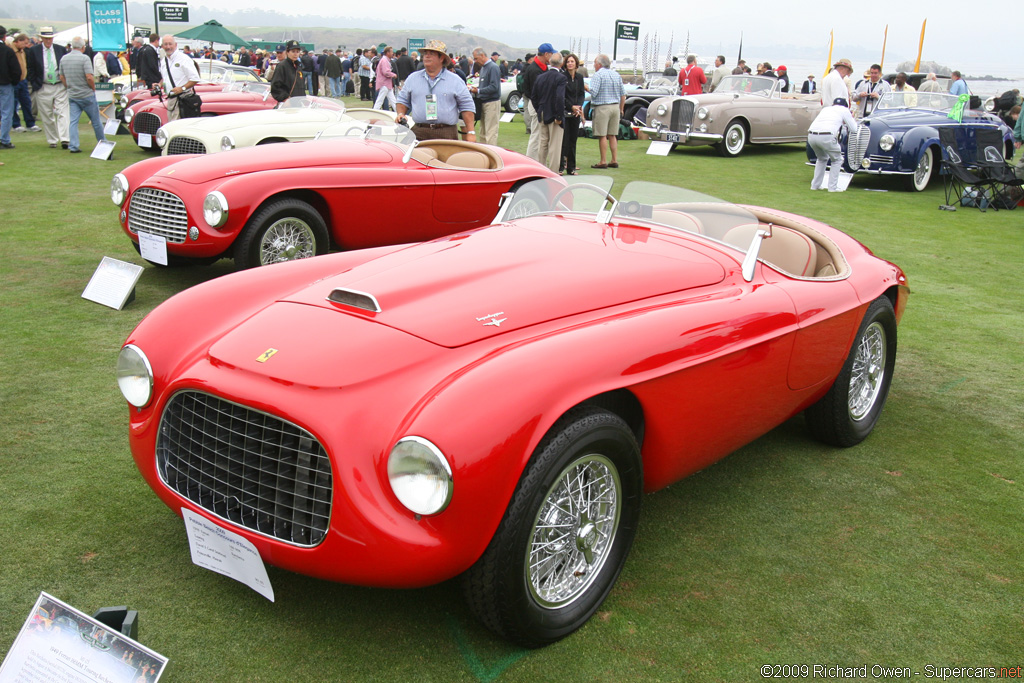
left=51, top=23, right=136, bottom=50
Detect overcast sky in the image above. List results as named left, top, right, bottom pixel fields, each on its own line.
left=203, top=0, right=1013, bottom=74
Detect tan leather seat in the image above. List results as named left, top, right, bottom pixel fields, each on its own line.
left=651, top=209, right=704, bottom=234
left=445, top=150, right=492, bottom=169
left=723, top=224, right=818, bottom=277
left=410, top=147, right=439, bottom=164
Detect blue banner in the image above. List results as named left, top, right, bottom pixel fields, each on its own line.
left=88, top=0, right=127, bottom=52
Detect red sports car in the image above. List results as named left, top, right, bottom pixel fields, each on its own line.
left=116, top=177, right=908, bottom=647
left=124, top=82, right=278, bottom=149
left=111, top=126, right=558, bottom=269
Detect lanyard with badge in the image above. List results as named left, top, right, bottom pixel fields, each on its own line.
left=424, top=73, right=441, bottom=122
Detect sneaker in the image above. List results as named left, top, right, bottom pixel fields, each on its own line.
left=0, top=141, right=14, bottom=149
left=13, top=126, right=25, bottom=132
left=30, top=125, right=42, bottom=132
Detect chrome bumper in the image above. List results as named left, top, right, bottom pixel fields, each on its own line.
left=640, top=127, right=723, bottom=144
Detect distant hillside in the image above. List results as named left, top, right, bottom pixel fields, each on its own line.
left=236, top=27, right=527, bottom=58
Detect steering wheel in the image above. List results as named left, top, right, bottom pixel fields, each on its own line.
left=550, top=183, right=615, bottom=212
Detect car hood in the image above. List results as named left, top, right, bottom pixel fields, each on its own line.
left=168, top=107, right=345, bottom=136
left=151, top=139, right=395, bottom=183
left=279, top=215, right=727, bottom=347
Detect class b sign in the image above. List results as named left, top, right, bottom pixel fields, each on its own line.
left=157, top=3, right=189, bottom=22
left=616, top=20, right=640, bottom=41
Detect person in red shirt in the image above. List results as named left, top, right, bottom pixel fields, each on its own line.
left=678, top=55, right=706, bottom=95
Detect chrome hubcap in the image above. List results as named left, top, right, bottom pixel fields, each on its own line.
left=915, top=153, right=930, bottom=187
left=727, top=127, right=743, bottom=152
left=527, top=454, right=620, bottom=608
left=849, top=322, right=886, bottom=421
left=260, top=217, right=316, bottom=265
left=507, top=198, right=541, bottom=220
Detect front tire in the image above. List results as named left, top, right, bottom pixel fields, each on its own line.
left=716, top=119, right=747, bottom=157
left=234, top=198, right=329, bottom=270
left=904, top=146, right=934, bottom=192
left=463, top=407, right=642, bottom=648
left=506, top=91, right=522, bottom=113
left=805, top=296, right=898, bottom=446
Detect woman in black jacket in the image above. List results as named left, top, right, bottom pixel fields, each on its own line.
left=560, top=53, right=586, bottom=175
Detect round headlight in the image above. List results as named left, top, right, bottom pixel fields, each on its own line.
left=155, top=128, right=168, bottom=148
left=879, top=134, right=895, bottom=152
left=984, top=99, right=995, bottom=112
left=656, top=103, right=667, bottom=116
left=387, top=437, right=452, bottom=516
left=117, top=344, right=153, bottom=408
left=203, top=191, right=229, bottom=228
left=220, top=134, right=235, bottom=152
left=123, top=107, right=134, bottom=123
left=111, top=173, right=129, bottom=207
left=697, top=107, right=709, bottom=120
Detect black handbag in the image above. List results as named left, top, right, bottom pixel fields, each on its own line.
left=178, top=90, right=202, bottom=118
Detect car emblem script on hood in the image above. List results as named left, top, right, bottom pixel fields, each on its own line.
left=256, top=348, right=279, bottom=363
left=476, top=311, right=506, bottom=327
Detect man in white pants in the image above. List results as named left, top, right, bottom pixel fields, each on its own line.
left=808, top=97, right=858, bottom=192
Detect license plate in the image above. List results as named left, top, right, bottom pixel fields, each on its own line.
left=665, top=132, right=680, bottom=143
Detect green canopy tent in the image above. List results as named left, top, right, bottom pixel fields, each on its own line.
left=174, top=20, right=251, bottom=77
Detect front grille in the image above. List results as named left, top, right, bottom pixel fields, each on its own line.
left=167, top=136, right=208, bottom=156
left=671, top=99, right=695, bottom=132
left=127, top=188, right=188, bottom=243
left=157, top=391, right=333, bottom=547
left=134, top=112, right=162, bottom=136
left=847, top=125, right=871, bottom=168
left=866, top=153, right=894, bottom=166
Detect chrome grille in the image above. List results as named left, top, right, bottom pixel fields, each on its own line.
left=867, top=153, right=894, bottom=166
left=127, top=188, right=188, bottom=243
left=135, top=112, right=162, bottom=136
left=167, top=136, right=208, bottom=156
left=157, top=391, right=333, bottom=547
left=672, top=99, right=695, bottom=132
left=847, top=125, right=871, bottom=168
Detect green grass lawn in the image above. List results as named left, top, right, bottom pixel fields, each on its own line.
left=1, top=104, right=1021, bottom=682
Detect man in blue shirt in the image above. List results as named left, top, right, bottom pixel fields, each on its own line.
left=949, top=71, right=968, bottom=97
left=589, top=53, right=625, bottom=168
left=470, top=47, right=500, bottom=145
left=396, top=39, right=476, bottom=141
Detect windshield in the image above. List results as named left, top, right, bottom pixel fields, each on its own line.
left=320, top=121, right=416, bottom=147
left=715, top=75, right=776, bottom=97
left=875, top=91, right=961, bottom=113
left=500, top=177, right=759, bottom=251
left=223, top=82, right=271, bottom=95
left=277, top=96, right=346, bottom=112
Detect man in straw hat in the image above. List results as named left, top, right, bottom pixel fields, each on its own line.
left=820, top=57, right=853, bottom=110
left=396, top=39, right=475, bottom=141
left=26, top=26, right=70, bottom=148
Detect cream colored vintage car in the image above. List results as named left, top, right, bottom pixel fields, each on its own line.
left=641, top=75, right=822, bottom=157
left=155, top=97, right=401, bottom=155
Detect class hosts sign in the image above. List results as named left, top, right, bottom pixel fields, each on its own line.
left=89, top=0, right=128, bottom=51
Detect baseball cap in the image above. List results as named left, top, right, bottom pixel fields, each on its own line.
left=537, top=43, right=555, bottom=55
left=832, top=97, right=849, bottom=108
left=275, top=43, right=286, bottom=52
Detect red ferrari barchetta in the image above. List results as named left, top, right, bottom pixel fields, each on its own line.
left=116, top=177, right=908, bottom=647
left=111, top=126, right=557, bottom=269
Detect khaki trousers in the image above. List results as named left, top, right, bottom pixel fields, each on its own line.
left=33, top=82, right=69, bottom=145
left=479, top=99, right=500, bottom=146
left=525, top=100, right=542, bottom=161
left=536, top=120, right=564, bottom=172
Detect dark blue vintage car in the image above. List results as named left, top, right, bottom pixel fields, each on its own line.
left=808, top=92, right=1014, bottom=191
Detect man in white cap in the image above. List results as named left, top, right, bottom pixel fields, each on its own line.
left=26, top=26, right=71, bottom=148
left=807, top=97, right=858, bottom=192
left=396, top=39, right=475, bottom=142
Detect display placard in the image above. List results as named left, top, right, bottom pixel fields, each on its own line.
left=91, top=139, right=116, bottom=160
left=499, top=112, right=516, bottom=123
left=137, top=133, right=152, bottom=147
left=81, top=256, right=144, bottom=309
left=616, top=20, right=640, bottom=41
left=0, top=592, right=167, bottom=682
left=646, top=140, right=674, bottom=156
left=138, top=230, right=168, bottom=265
left=156, top=3, right=189, bottom=22
left=407, top=38, right=426, bottom=51
left=182, top=509, right=275, bottom=602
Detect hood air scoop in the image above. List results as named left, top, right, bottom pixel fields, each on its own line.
left=327, top=288, right=381, bottom=313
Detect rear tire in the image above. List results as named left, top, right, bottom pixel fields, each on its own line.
left=463, top=407, right=642, bottom=648
left=805, top=297, right=897, bottom=446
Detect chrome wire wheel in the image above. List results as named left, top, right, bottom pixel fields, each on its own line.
left=527, top=453, right=621, bottom=609
left=848, top=321, right=886, bottom=421
left=259, top=217, right=316, bottom=264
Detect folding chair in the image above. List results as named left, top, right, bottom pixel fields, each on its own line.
left=938, top=127, right=992, bottom=211
left=974, top=128, right=1023, bottom=210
